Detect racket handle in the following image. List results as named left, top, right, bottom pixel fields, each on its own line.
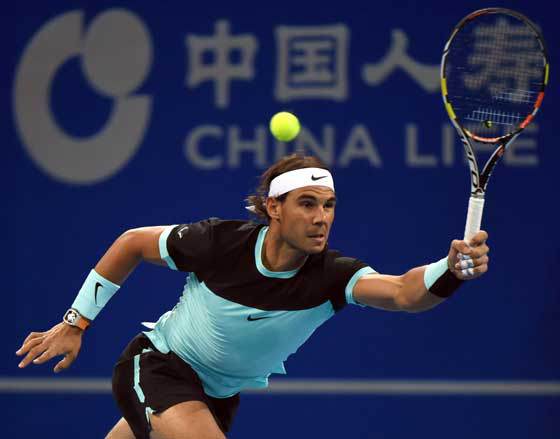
left=464, top=196, right=485, bottom=242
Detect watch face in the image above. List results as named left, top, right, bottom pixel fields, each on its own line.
left=66, top=310, right=78, bottom=324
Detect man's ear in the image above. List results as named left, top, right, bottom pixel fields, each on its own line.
left=266, top=197, right=281, bottom=222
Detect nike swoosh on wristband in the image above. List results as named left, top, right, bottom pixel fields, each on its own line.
left=94, top=282, right=103, bottom=305
left=247, top=315, right=271, bottom=321
left=311, top=175, right=327, bottom=181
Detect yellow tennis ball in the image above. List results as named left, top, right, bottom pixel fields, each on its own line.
left=270, top=112, right=300, bottom=142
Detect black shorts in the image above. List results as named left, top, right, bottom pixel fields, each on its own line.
left=112, top=333, right=240, bottom=438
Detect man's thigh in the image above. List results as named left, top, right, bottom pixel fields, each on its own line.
left=106, top=417, right=135, bottom=439
left=150, top=401, right=225, bottom=439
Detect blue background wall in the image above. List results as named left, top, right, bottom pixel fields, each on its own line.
left=5, top=1, right=559, bottom=437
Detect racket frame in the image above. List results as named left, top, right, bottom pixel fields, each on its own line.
left=440, top=7, right=549, bottom=240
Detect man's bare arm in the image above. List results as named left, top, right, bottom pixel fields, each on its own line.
left=353, top=231, right=490, bottom=313
left=95, top=226, right=170, bottom=284
left=16, top=226, right=173, bottom=372
left=352, top=268, right=445, bottom=312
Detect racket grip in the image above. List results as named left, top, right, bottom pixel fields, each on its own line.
left=464, top=196, right=485, bottom=242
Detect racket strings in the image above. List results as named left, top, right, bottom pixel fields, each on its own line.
left=493, top=89, right=537, bottom=104
left=465, top=108, right=521, bottom=126
left=444, top=13, right=546, bottom=137
left=460, top=18, right=543, bottom=95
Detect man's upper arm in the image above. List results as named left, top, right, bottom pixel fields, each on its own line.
left=125, top=226, right=174, bottom=266
left=351, top=273, right=404, bottom=311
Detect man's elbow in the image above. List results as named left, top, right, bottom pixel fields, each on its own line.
left=121, top=226, right=167, bottom=265
left=118, top=228, right=144, bottom=257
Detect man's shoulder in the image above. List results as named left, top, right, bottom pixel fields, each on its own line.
left=166, top=218, right=264, bottom=271
left=309, top=247, right=351, bottom=266
left=306, top=248, right=367, bottom=277
left=192, top=218, right=264, bottom=251
left=203, top=217, right=263, bottom=235
left=169, top=218, right=263, bottom=247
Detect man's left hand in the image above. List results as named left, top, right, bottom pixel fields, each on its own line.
left=447, top=231, right=490, bottom=280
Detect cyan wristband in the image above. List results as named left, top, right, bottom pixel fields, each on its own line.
left=424, top=257, right=463, bottom=298
left=71, top=269, right=120, bottom=320
left=424, top=258, right=449, bottom=290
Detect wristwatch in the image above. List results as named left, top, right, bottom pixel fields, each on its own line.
left=63, top=308, right=90, bottom=331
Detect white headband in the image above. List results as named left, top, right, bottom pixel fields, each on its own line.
left=268, top=167, right=335, bottom=197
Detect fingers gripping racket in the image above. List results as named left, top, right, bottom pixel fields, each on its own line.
left=441, top=8, right=549, bottom=241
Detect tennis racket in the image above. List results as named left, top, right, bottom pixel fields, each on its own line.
left=441, top=8, right=549, bottom=241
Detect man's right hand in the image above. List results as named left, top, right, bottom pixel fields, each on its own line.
left=16, top=322, right=84, bottom=373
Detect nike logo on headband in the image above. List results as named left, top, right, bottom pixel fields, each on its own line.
left=311, top=175, right=327, bottom=181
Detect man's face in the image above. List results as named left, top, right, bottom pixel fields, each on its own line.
left=271, top=186, right=336, bottom=254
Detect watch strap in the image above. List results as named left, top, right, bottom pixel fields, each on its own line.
left=63, top=308, right=90, bottom=331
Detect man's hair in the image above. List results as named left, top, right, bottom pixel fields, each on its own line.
left=246, top=154, right=330, bottom=223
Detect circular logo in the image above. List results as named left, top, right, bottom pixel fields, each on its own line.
left=13, top=9, right=153, bottom=184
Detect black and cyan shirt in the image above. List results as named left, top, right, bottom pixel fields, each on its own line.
left=144, top=219, right=375, bottom=397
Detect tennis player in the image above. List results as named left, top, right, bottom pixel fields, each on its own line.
left=16, top=154, right=489, bottom=439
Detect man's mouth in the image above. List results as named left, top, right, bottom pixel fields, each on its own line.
left=308, top=233, right=325, bottom=241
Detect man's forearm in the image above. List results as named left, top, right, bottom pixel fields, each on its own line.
left=396, top=266, right=446, bottom=313
left=94, top=231, right=144, bottom=285
left=66, top=227, right=168, bottom=323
